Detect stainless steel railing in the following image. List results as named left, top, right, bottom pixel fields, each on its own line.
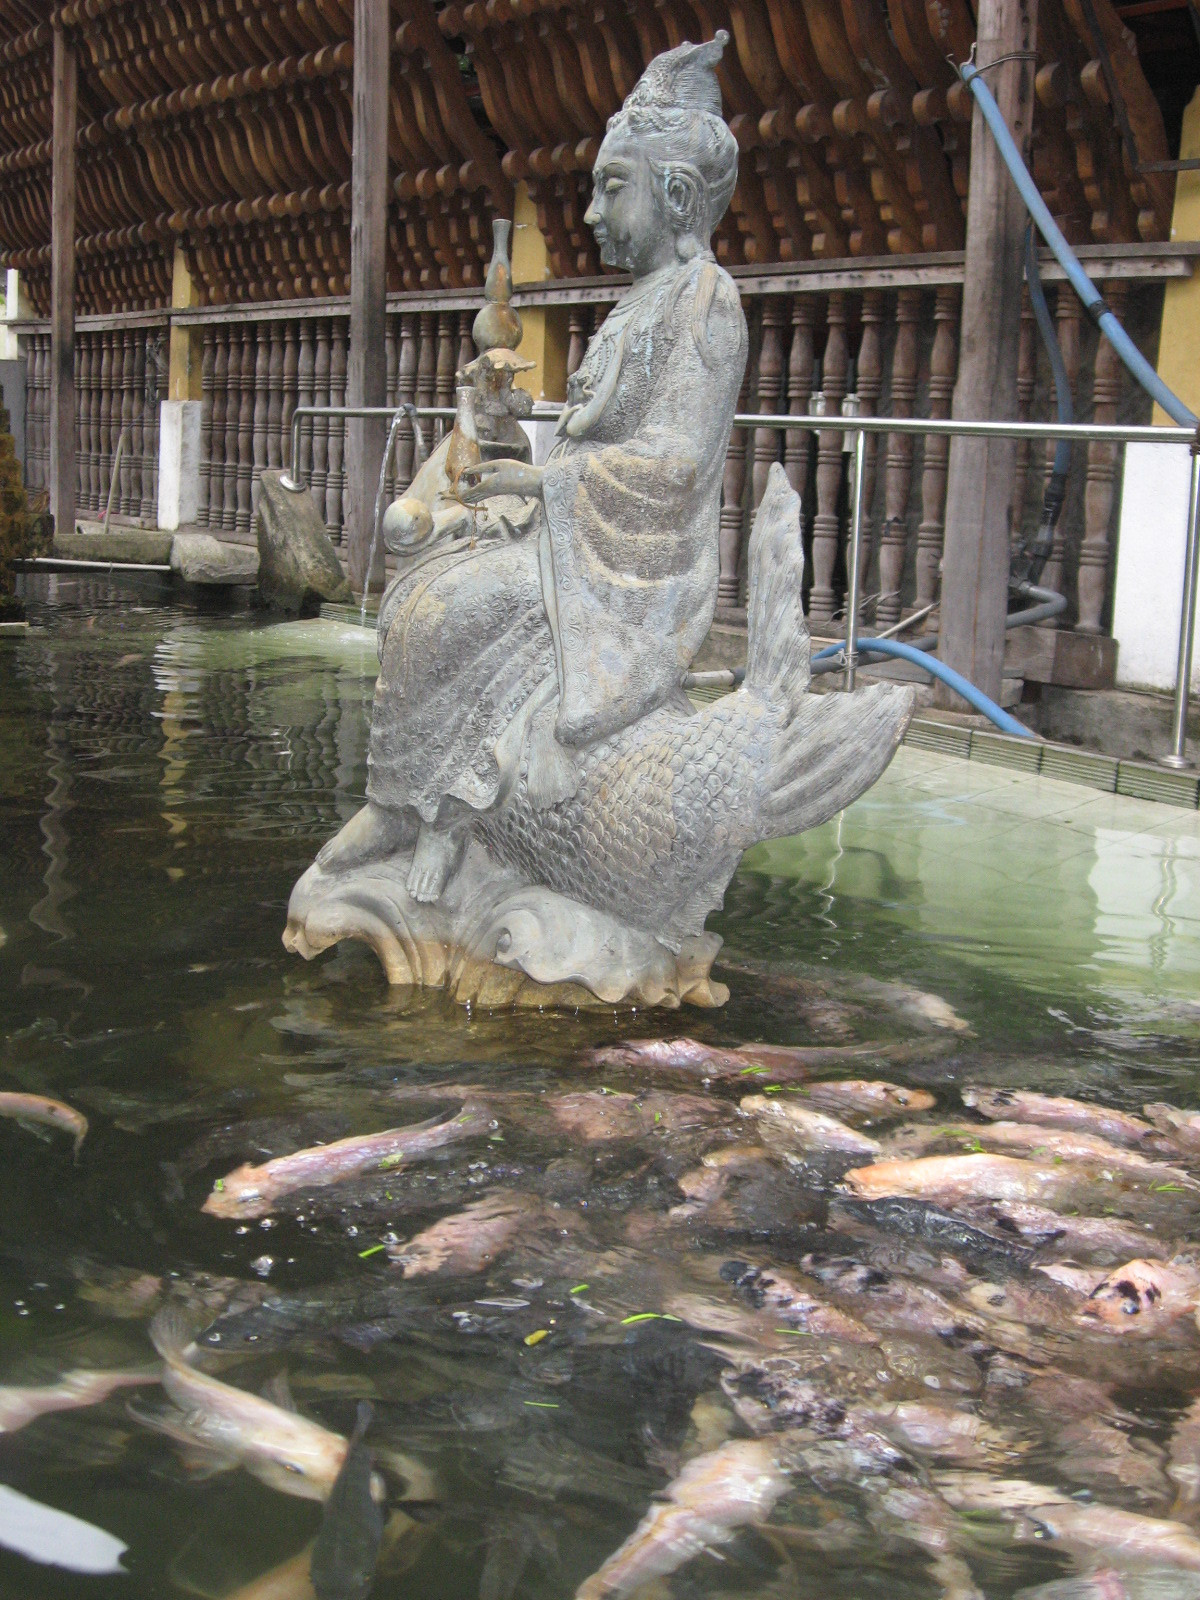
left=281, top=402, right=1199, bottom=770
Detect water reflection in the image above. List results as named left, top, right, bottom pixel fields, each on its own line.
left=0, top=576, right=1198, bottom=1599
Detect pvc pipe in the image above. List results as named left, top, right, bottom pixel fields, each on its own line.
left=959, top=59, right=1198, bottom=430
left=811, top=636, right=1036, bottom=738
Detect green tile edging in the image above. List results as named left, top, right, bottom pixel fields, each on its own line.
left=903, top=715, right=1200, bottom=811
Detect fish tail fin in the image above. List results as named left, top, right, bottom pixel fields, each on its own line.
left=739, top=468, right=913, bottom=834
left=743, top=463, right=810, bottom=705
left=149, top=1306, right=197, bottom=1365
left=352, top=1399, right=375, bottom=1445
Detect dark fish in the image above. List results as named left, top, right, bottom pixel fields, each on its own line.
left=310, top=1402, right=384, bottom=1600
left=199, top=1287, right=417, bottom=1352
left=830, top=1195, right=1037, bottom=1275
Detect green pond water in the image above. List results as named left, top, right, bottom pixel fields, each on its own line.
left=0, top=574, right=1198, bottom=1600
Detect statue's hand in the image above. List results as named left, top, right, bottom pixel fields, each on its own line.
left=458, top=459, right=543, bottom=503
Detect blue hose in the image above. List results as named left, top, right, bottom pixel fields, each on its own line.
left=812, top=637, right=1037, bottom=739
left=960, top=60, right=1198, bottom=430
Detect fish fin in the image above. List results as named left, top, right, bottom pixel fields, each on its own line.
left=261, top=1370, right=297, bottom=1412
left=125, top=1398, right=238, bottom=1479
left=149, top=1305, right=198, bottom=1364
left=352, top=1399, right=374, bottom=1445
left=376, top=1447, right=440, bottom=1504
left=13, top=1118, right=55, bottom=1145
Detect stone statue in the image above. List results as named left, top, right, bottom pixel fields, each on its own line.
left=284, top=33, right=914, bottom=1008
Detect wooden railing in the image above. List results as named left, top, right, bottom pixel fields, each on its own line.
left=16, top=246, right=1192, bottom=639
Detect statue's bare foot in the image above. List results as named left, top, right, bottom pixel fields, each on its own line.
left=316, top=802, right=410, bottom=873
left=407, top=823, right=465, bottom=904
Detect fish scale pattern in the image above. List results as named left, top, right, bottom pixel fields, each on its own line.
left=475, top=694, right=774, bottom=944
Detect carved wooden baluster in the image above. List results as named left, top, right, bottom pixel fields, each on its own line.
left=809, top=291, right=849, bottom=627
left=77, top=337, right=91, bottom=510
left=567, top=308, right=588, bottom=379
left=326, top=319, right=347, bottom=543
left=1078, top=282, right=1127, bottom=634
left=434, top=312, right=456, bottom=444
left=915, top=286, right=960, bottom=612
left=416, top=311, right=437, bottom=448
left=783, top=295, right=816, bottom=503
left=718, top=314, right=755, bottom=607
left=395, top=313, right=419, bottom=487
left=296, top=321, right=314, bottom=484
left=97, top=333, right=113, bottom=508
left=222, top=326, right=241, bottom=533
left=281, top=322, right=299, bottom=475
left=457, top=310, right=473, bottom=375
left=207, top=328, right=227, bottom=530
left=384, top=314, right=398, bottom=501
left=854, top=291, right=884, bottom=592
left=1039, top=288, right=1083, bottom=618
left=1010, top=292, right=1036, bottom=555
left=310, top=319, right=330, bottom=518
left=751, top=298, right=786, bottom=523
left=877, top=289, right=920, bottom=629
left=119, top=332, right=135, bottom=516
left=22, top=342, right=34, bottom=492
left=128, top=334, right=145, bottom=522
left=142, top=336, right=160, bottom=524
left=198, top=331, right=214, bottom=531
left=266, top=323, right=284, bottom=473
left=252, top=327, right=271, bottom=518
left=237, top=328, right=256, bottom=533
left=86, top=335, right=101, bottom=510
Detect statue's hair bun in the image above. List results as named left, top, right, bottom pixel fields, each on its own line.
left=623, top=31, right=729, bottom=121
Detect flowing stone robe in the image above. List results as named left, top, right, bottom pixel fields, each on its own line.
left=366, top=253, right=748, bottom=825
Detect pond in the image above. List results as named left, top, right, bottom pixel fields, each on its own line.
left=1, top=573, right=1199, bottom=1600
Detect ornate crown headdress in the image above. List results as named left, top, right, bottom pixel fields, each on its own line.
left=623, top=30, right=728, bottom=119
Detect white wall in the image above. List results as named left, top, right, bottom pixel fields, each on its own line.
left=1112, top=440, right=1199, bottom=693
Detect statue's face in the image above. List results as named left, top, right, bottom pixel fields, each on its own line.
left=585, top=132, right=666, bottom=275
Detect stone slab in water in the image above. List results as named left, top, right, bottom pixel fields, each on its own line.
left=170, top=533, right=258, bottom=586
left=255, top=470, right=352, bottom=614
left=56, top=524, right=174, bottom=564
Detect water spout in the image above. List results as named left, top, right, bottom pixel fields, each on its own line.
left=361, top=403, right=427, bottom=629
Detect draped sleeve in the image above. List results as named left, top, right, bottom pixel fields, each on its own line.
left=540, top=260, right=748, bottom=748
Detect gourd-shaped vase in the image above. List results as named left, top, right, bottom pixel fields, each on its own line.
left=472, top=219, right=523, bottom=353
left=445, top=381, right=482, bottom=492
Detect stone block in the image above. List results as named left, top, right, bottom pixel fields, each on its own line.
left=255, top=470, right=352, bottom=614
left=170, top=533, right=258, bottom=586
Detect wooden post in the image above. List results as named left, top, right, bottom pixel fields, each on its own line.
left=937, top=0, right=1038, bottom=705
left=49, top=24, right=77, bottom=538
left=345, top=0, right=390, bottom=593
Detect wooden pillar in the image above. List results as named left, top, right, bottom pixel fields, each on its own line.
left=49, top=24, right=77, bottom=537
left=937, top=0, right=1038, bottom=704
left=345, top=0, right=390, bottom=592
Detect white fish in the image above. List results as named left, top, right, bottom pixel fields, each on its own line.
left=0, top=1368, right=156, bottom=1433
left=574, top=1439, right=790, bottom=1598
left=741, top=1094, right=881, bottom=1156
left=0, top=1483, right=127, bottom=1574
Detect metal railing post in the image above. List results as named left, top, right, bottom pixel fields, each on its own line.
left=844, top=426, right=866, bottom=691
left=1163, top=445, right=1200, bottom=769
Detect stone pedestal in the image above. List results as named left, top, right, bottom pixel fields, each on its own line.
left=157, top=399, right=200, bottom=532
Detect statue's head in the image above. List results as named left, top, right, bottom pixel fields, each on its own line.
left=585, top=32, right=738, bottom=276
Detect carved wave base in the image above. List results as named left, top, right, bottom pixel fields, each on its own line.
left=283, top=838, right=728, bottom=1010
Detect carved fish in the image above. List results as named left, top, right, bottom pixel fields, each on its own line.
left=474, top=467, right=913, bottom=958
